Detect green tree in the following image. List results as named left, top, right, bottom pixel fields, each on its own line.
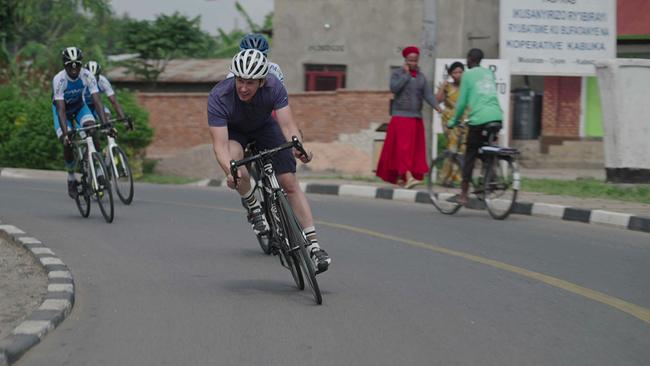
left=210, top=1, right=274, bottom=58
left=118, top=12, right=217, bottom=81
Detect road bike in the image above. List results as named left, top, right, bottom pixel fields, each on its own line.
left=68, top=123, right=114, bottom=223
left=230, top=137, right=323, bottom=304
left=100, top=117, right=134, bottom=205
left=427, top=122, right=521, bottom=220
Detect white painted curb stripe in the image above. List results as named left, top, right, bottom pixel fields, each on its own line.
left=12, top=321, right=53, bottom=338
left=18, top=237, right=42, bottom=245
left=40, top=257, right=64, bottom=266
left=0, top=225, right=26, bottom=235
left=39, top=299, right=71, bottom=312
left=48, top=271, right=73, bottom=280
left=48, top=284, right=74, bottom=293
left=299, top=181, right=307, bottom=192
left=590, top=210, right=632, bottom=228
left=339, top=185, right=377, bottom=198
left=532, top=203, right=567, bottom=218
left=31, top=247, right=55, bottom=256
left=392, top=189, right=418, bottom=202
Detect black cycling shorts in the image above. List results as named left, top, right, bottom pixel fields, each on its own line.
left=228, top=122, right=297, bottom=175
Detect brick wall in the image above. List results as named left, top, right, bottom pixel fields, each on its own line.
left=137, top=93, right=210, bottom=157
left=541, top=76, right=581, bottom=137
left=289, top=90, right=391, bottom=142
left=139, top=90, right=392, bottom=157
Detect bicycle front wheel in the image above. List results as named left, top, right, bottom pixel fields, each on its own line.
left=110, top=146, right=134, bottom=205
left=74, top=179, right=91, bottom=218
left=483, top=156, right=519, bottom=220
left=277, top=192, right=322, bottom=304
left=91, top=152, right=114, bottom=223
left=267, top=193, right=303, bottom=289
left=427, top=154, right=462, bottom=215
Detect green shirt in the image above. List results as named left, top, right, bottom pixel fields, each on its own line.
left=449, top=66, right=503, bottom=128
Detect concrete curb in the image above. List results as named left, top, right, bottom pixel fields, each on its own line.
left=0, top=223, right=75, bottom=366
left=198, top=180, right=650, bottom=234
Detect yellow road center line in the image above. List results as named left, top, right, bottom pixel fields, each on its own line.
left=15, top=188, right=647, bottom=326
left=139, top=198, right=650, bottom=325
left=317, top=220, right=650, bottom=325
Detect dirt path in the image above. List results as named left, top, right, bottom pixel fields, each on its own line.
left=0, top=237, right=47, bottom=340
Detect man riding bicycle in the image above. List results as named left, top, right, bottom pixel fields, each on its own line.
left=207, top=49, right=331, bottom=274
left=83, top=60, right=128, bottom=122
left=447, top=48, right=504, bottom=206
left=52, top=47, right=108, bottom=198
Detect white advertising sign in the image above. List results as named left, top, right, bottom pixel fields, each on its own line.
left=500, top=0, right=616, bottom=76
left=432, top=58, right=511, bottom=155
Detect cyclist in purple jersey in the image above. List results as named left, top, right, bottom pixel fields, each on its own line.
left=208, top=49, right=331, bottom=273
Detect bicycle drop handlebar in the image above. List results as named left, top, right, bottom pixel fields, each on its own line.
left=229, top=136, right=308, bottom=187
left=66, top=116, right=134, bottom=139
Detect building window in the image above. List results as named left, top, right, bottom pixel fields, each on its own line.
left=304, top=64, right=346, bottom=91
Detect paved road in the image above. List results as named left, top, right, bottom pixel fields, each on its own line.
left=1, top=177, right=649, bottom=366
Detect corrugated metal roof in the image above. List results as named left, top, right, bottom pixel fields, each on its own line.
left=106, top=58, right=231, bottom=83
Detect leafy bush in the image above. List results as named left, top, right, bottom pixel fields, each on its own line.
left=0, top=83, right=153, bottom=170
left=0, top=84, right=62, bottom=169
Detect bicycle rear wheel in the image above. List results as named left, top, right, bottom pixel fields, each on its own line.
left=277, top=192, right=322, bottom=304
left=427, top=154, right=462, bottom=215
left=74, top=178, right=91, bottom=218
left=91, top=152, right=115, bottom=223
left=110, top=146, right=134, bottom=205
left=483, top=156, right=519, bottom=220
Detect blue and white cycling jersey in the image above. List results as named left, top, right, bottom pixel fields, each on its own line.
left=51, top=68, right=99, bottom=138
left=52, top=68, right=99, bottom=115
left=226, top=61, right=285, bottom=85
left=83, top=74, right=115, bottom=111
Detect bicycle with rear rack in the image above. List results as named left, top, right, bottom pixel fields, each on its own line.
left=68, top=123, right=114, bottom=223
left=427, top=122, right=521, bottom=220
left=230, top=136, right=323, bottom=304
left=100, top=117, right=135, bottom=205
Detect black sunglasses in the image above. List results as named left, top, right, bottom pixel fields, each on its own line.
left=65, top=61, right=82, bottom=68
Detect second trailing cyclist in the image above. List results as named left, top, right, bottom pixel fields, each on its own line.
left=83, top=60, right=128, bottom=122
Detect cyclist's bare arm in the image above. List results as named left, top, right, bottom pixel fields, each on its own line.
left=107, top=94, right=126, bottom=120
left=209, top=125, right=234, bottom=176
left=275, top=105, right=311, bottom=163
left=90, top=92, right=108, bottom=124
left=55, top=100, right=69, bottom=141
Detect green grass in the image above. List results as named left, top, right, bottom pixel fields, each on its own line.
left=136, top=174, right=198, bottom=185
left=522, top=178, right=650, bottom=204
left=136, top=158, right=198, bottom=185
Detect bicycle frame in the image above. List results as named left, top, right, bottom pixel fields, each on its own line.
left=71, top=125, right=101, bottom=191
left=233, top=138, right=307, bottom=253
left=101, top=117, right=132, bottom=175
left=104, top=132, right=121, bottom=178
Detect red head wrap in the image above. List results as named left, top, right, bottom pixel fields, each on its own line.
left=402, top=46, right=420, bottom=58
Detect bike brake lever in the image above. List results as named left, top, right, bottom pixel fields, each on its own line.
left=229, top=160, right=239, bottom=188
left=291, top=136, right=311, bottom=161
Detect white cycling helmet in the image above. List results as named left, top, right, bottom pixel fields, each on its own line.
left=85, top=61, right=101, bottom=77
left=62, top=46, right=83, bottom=65
left=230, top=49, right=269, bottom=80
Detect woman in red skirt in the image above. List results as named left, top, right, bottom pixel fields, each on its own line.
left=376, top=45, right=441, bottom=188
